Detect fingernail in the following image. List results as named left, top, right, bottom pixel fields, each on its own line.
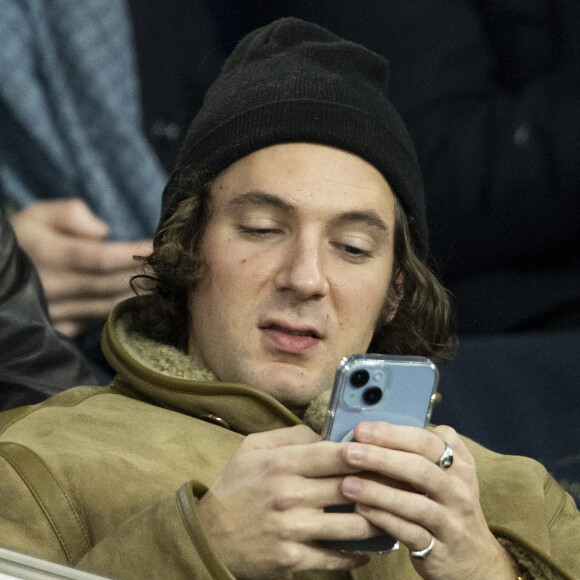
left=356, top=423, right=373, bottom=442
left=342, top=476, right=363, bottom=496
left=346, top=443, right=366, bottom=463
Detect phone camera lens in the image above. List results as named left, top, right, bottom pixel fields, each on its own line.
left=362, top=387, right=382, bottom=405
left=350, top=370, right=369, bottom=388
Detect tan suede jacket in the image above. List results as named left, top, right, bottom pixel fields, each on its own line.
left=0, top=299, right=578, bottom=580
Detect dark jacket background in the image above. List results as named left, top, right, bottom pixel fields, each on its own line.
left=0, top=206, right=97, bottom=410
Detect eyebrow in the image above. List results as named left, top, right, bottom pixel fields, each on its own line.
left=227, top=190, right=296, bottom=213
left=330, top=210, right=390, bottom=238
left=227, top=190, right=391, bottom=240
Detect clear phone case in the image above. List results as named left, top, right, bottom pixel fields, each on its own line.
left=318, top=354, right=439, bottom=553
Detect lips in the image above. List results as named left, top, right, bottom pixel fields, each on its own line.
left=260, top=321, right=322, bottom=354
left=267, top=323, right=320, bottom=338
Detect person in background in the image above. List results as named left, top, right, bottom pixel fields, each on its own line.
left=0, top=18, right=577, bottom=579
left=0, top=0, right=223, bottom=382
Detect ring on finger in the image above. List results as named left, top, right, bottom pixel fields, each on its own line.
left=436, top=441, right=454, bottom=469
left=410, top=536, right=435, bottom=559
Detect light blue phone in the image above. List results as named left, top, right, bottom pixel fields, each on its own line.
left=319, top=354, right=439, bottom=553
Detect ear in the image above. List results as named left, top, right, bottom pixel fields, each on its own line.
left=383, top=270, right=404, bottom=323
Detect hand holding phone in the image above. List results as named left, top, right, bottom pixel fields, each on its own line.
left=318, top=354, right=439, bottom=553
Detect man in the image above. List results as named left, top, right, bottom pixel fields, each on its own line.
left=0, top=18, right=578, bottom=580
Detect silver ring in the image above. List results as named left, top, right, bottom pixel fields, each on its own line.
left=410, top=536, right=435, bottom=559
left=437, top=441, right=454, bottom=469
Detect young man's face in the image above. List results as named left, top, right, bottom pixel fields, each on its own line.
left=188, top=142, right=397, bottom=409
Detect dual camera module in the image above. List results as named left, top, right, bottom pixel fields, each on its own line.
left=349, top=369, right=383, bottom=405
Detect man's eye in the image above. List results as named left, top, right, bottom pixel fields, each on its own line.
left=335, top=242, right=372, bottom=261
left=237, top=225, right=281, bottom=238
left=344, top=244, right=370, bottom=256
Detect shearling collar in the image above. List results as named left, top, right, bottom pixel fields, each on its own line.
left=102, top=297, right=332, bottom=434
left=115, top=311, right=218, bottom=384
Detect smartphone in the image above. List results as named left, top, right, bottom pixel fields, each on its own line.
left=318, top=354, right=439, bottom=553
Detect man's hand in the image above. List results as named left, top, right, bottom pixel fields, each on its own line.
left=10, top=199, right=152, bottom=336
left=197, top=425, right=373, bottom=579
left=338, top=423, right=521, bottom=580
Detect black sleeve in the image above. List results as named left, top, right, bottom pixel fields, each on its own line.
left=0, top=206, right=98, bottom=410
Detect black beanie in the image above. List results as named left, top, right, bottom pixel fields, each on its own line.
left=162, top=17, right=428, bottom=257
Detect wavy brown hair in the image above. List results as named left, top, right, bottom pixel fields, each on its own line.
left=369, top=200, right=456, bottom=361
left=131, top=166, right=456, bottom=362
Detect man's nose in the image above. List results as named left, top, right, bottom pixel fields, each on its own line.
left=274, top=236, right=330, bottom=299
